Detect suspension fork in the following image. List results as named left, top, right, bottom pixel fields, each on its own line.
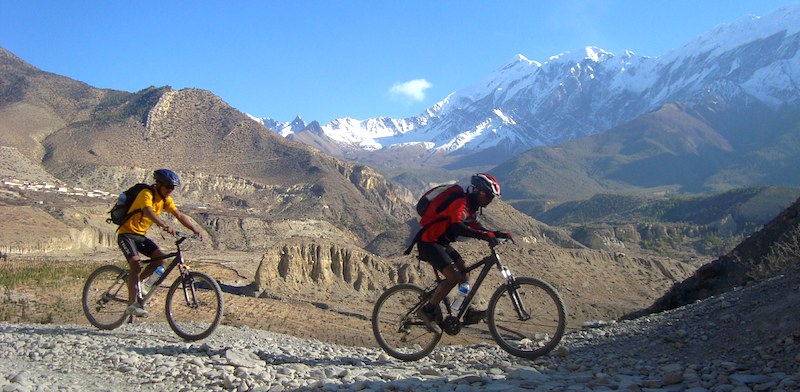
left=496, top=257, right=531, bottom=321
left=173, top=256, right=199, bottom=308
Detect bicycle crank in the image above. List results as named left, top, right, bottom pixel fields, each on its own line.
left=441, top=316, right=462, bottom=335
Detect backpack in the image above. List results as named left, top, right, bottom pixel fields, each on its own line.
left=416, top=184, right=465, bottom=223
left=107, top=183, right=153, bottom=226
left=404, top=184, right=466, bottom=254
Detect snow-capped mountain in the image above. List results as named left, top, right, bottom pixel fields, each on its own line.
left=255, top=4, right=800, bottom=164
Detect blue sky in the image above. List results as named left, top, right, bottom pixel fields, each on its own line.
left=2, top=1, right=798, bottom=124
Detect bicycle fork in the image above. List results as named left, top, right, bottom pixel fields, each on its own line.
left=180, top=271, right=201, bottom=309
left=500, top=265, right=531, bottom=321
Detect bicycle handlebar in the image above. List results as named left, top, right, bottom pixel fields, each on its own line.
left=174, top=231, right=201, bottom=245
left=496, top=237, right=515, bottom=245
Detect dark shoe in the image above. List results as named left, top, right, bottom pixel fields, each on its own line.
left=416, top=305, right=442, bottom=334
left=463, top=306, right=486, bottom=325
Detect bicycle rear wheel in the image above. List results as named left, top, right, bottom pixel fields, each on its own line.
left=165, top=271, right=223, bottom=341
left=82, top=265, right=129, bottom=330
left=487, top=276, right=567, bottom=359
left=372, top=284, right=442, bottom=361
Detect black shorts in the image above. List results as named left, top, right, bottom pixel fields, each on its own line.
left=117, top=233, right=159, bottom=260
left=417, top=242, right=462, bottom=271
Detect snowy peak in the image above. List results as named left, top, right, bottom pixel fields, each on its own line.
left=254, top=4, right=800, bottom=165
left=548, top=46, right=613, bottom=63
left=675, top=3, right=800, bottom=58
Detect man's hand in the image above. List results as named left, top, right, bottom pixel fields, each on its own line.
left=162, top=225, right=176, bottom=236
left=493, top=231, right=512, bottom=239
left=493, top=231, right=514, bottom=243
left=485, top=231, right=499, bottom=247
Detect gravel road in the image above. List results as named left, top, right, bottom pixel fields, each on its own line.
left=1, top=271, right=798, bottom=392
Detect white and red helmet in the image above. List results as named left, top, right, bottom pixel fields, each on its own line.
left=470, top=173, right=501, bottom=198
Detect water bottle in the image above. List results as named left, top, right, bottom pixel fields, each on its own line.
left=142, top=266, right=165, bottom=294
left=451, top=281, right=470, bottom=312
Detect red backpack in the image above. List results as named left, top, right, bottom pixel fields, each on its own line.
left=404, top=184, right=466, bottom=254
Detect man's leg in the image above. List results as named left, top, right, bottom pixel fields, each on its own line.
left=429, top=264, right=465, bottom=305
left=124, top=256, right=148, bottom=317
left=418, top=265, right=466, bottom=333
left=126, top=256, right=142, bottom=303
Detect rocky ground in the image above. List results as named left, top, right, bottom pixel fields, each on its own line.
left=0, top=267, right=798, bottom=391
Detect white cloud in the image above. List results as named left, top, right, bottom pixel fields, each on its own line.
left=389, top=79, right=432, bottom=102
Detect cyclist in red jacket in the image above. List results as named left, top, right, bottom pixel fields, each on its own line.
left=416, top=173, right=511, bottom=333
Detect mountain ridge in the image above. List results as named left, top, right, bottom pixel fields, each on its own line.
left=256, top=4, right=800, bottom=178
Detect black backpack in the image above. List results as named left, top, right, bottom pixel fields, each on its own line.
left=107, top=183, right=153, bottom=226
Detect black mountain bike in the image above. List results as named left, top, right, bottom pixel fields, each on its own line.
left=372, top=239, right=567, bottom=361
left=82, top=232, right=223, bottom=341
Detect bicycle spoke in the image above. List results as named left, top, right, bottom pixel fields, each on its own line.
left=82, top=265, right=129, bottom=330
left=488, top=277, right=566, bottom=359
left=372, top=284, right=442, bottom=361
left=165, top=271, right=223, bottom=341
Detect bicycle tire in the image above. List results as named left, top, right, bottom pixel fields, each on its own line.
left=372, top=284, right=442, bottom=361
left=165, top=271, right=223, bottom=341
left=487, top=276, right=567, bottom=359
left=82, top=265, right=129, bottom=330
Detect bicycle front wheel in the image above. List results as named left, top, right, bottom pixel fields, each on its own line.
left=82, top=265, right=129, bottom=330
left=165, top=271, right=224, bottom=341
left=372, top=284, right=442, bottom=361
left=487, top=276, right=567, bottom=359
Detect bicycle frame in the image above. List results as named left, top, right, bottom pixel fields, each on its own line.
left=84, top=231, right=223, bottom=341
left=138, top=235, right=190, bottom=305
left=439, top=241, right=530, bottom=322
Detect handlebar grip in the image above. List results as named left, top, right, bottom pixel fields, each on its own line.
left=174, top=231, right=200, bottom=240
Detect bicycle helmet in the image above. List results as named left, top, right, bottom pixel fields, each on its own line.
left=153, top=168, right=181, bottom=188
left=471, top=173, right=501, bottom=198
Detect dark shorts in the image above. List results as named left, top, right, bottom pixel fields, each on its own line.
left=417, top=242, right=463, bottom=271
left=117, top=233, right=159, bottom=260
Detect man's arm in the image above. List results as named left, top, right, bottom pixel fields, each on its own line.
left=451, top=222, right=492, bottom=240
left=172, top=209, right=204, bottom=239
left=143, top=206, right=172, bottom=234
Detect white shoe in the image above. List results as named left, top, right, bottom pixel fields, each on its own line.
left=126, top=303, right=148, bottom=317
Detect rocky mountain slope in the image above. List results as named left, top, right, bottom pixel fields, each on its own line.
left=0, top=44, right=700, bottom=333
left=513, top=185, right=800, bottom=258
left=628, top=193, right=800, bottom=318
left=493, top=101, right=800, bottom=201
left=0, top=47, right=415, bottom=254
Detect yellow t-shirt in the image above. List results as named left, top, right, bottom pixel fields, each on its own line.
left=117, top=186, right=177, bottom=235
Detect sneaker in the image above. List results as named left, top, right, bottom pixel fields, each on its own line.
left=463, top=306, right=486, bottom=325
left=416, top=305, right=442, bottom=334
left=125, top=303, right=148, bottom=317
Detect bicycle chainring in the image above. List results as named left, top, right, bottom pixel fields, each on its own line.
left=441, top=315, right=462, bottom=335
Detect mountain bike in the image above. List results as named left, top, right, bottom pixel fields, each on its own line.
left=372, top=239, right=567, bottom=361
left=82, top=232, right=224, bottom=341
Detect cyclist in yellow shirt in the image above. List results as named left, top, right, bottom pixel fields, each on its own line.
left=117, top=169, right=203, bottom=317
